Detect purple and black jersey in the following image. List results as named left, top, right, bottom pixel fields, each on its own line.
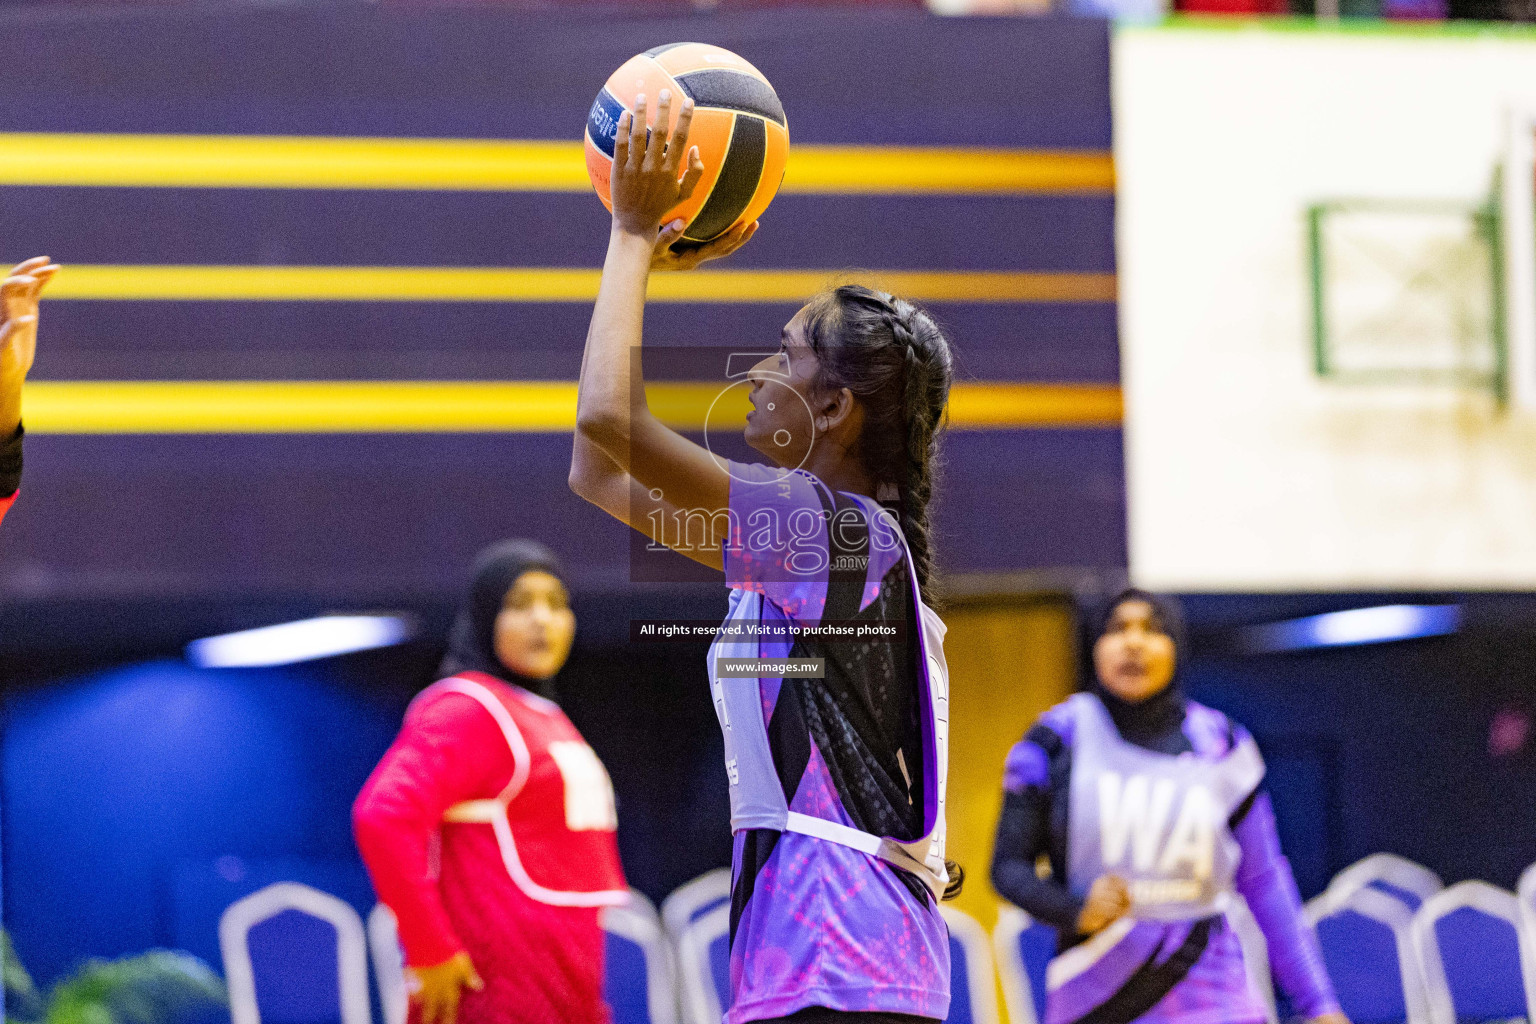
left=992, top=692, right=1339, bottom=1024
left=710, top=462, right=950, bottom=1023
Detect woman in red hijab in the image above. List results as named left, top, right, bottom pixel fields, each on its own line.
left=354, top=541, right=628, bottom=1024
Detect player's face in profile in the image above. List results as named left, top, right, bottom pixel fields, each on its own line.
left=1093, top=598, right=1176, bottom=703
left=743, top=306, right=820, bottom=468
left=494, top=570, right=577, bottom=680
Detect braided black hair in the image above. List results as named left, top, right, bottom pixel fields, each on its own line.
left=801, top=285, right=964, bottom=900
left=800, top=284, right=954, bottom=601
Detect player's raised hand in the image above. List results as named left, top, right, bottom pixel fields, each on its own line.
left=0, top=256, right=60, bottom=434
left=611, top=90, right=705, bottom=237
left=650, top=219, right=758, bottom=272
left=0, top=257, right=57, bottom=380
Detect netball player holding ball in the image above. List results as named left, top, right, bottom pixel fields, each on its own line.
left=991, top=590, right=1347, bottom=1024
left=570, top=51, right=958, bottom=1024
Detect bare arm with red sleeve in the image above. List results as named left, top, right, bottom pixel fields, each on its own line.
left=0, top=425, right=24, bottom=527
left=353, top=692, right=512, bottom=967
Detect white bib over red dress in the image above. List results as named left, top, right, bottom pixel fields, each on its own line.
left=355, top=671, right=626, bottom=1024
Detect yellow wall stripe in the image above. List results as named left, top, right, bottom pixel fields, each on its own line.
left=46, top=264, right=1116, bottom=304
left=0, top=133, right=1113, bottom=195
left=22, top=381, right=1122, bottom=434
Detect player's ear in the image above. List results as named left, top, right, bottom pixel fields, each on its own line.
left=818, top=387, right=857, bottom=434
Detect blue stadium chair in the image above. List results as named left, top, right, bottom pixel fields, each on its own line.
left=660, top=868, right=731, bottom=948
left=675, top=902, right=730, bottom=1024
left=603, top=891, right=678, bottom=1024
left=1226, top=896, right=1279, bottom=1024
left=1329, top=854, right=1443, bottom=911
left=1305, top=881, right=1430, bottom=1024
left=993, top=907, right=1053, bottom=1024
left=939, top=906, right=999, bottom=1024
left=1412, top=881, right=1535, bottom=1024
left=365, top=905, right=408, bottom=1024
left=219, top=882, right=372, bottom=1024
left=1521, top=863, right=1536, bottom=984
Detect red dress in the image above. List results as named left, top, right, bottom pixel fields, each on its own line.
left=354, top=672, right=628, bottom=1024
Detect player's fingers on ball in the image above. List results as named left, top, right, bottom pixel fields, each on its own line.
left=724, top=222, right=754, bottom=254
left=677, top=158, right=704, bottom=203
left=646, top=90, right=671, bottom=166
left=627, top=94, right=648, bottom=167
left=713, top=224, right=751, bottom=256
left=669, top=98, right=695, bottom=166
left=613, top=112, right=631, bottom=168
left=655, top=219, right=685, bottom=252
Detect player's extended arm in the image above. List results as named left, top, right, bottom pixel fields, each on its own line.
left=990, top=735, right=1092, bottom=931
left=569, top=90, right=755, bottom=569
left=569, top=339, right=695, bottom=553
left=0, top=257, right=60, bottom=523
left=353, top=697, right=508, bottom=968
left=1232, top=791, right=1346, bottom=1024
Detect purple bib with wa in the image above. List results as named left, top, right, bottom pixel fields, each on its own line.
left=1066, top=692, right=1264, bottom=921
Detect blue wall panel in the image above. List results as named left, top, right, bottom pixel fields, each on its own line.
left=1, top=661, right=397, bottom=985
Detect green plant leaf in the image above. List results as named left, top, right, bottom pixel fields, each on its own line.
left=43, top=952, right=225, bottom=1024
left=3, top=928, right=42, bottom=1024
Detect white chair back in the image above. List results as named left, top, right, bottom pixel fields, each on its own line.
left=218, top=881, right=371, bottom=1024
left=1411, top=880, right=1534, bottom=1024
left=602, top=891, right=678, bottom=1024
left=660, top=869, right=731, bottom=947
left=1306, top=880, right=1430, bottom=1024
left=1329, top=854, right=1443, bottom=909
left=939, top=906, right=1000, bottom=1024
left=674, top=901, right=729, bottom=1024
left=366, top=904, right=408, bottom=1024
left=993, top=906, right=1051, bottom=1024
left=1520, top=863, right=1536, bottom=1008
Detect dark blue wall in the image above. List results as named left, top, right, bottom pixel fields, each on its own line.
left=1181, top=594, right=1536, bottom=899
left=1, top=660, right=398, bottom=985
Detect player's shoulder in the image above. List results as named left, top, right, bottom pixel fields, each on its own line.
left=409, top=673, right=512, bottom=722
left=1035, top=693, right=1095, bottom=746
left=726, top=461, right=822, bottom=500
left=1009, top=696, right=1083, bottom=757
left=1002, top=698, right=1082, bottom=792
left=1182, top=698, right=1253, bottom=757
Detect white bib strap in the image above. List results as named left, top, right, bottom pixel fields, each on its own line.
left=784, top=811, right=882, bottom=855
left=784, top=812, right=942, bottom=896
left=425, top=678, right=532, bottom=804
left=1046, top=917, right=1137, bottom=991
left=443, top=799, right=503, bottom=823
